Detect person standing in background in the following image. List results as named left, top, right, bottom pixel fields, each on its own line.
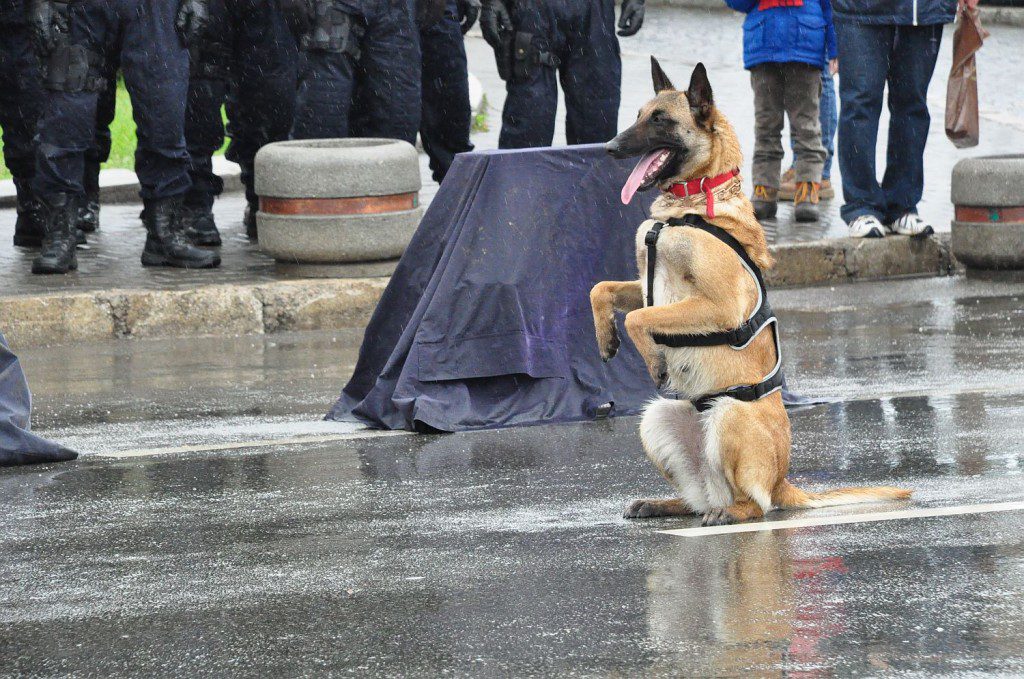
left=834, top=0, right=966, bottom=238
left=1, top=0, right=48, bottom=248
left=419, top=0, right=477, bottom=183
left=779, top=62, right=838, bottom=202
left=28, top=0, right=220, bottom=273
left=181, top=0, right=299, bottom=243
left=480, top=0, right=646, bottom=150
left=725, top=0, right=835, bottom=223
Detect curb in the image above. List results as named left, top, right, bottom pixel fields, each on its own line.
left=0, top=164, right=243, bottom=209
left=0, top=234, right=955, bottom=350
left=648, top=0, right=1024, bottom=26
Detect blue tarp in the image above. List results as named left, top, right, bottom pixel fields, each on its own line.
left=328, top=144, right=814, bottom=432
left=1, top=330, right=78, bottom=466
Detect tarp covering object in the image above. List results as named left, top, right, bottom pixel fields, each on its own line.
left=1, top=330, right=78, bottom=466
left=328, top=144, right=813, bottom=432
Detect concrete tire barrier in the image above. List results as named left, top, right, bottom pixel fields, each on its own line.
left=951, top=154, right=1024, bottom=270
left=255, top=138, right=423, bottom=277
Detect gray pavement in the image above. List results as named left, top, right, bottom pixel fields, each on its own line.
left=3, top=273, right=1024, bottom=676
left=3, top=5, right=1022, bottom=296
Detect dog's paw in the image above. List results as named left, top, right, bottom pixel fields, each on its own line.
left=600, top=329, right=620, bottom=362
left=701, top=508, right=737, bottom=527
left=624, top=499, right=662, bottom=519
left=647, top=357, right=669, bottom=389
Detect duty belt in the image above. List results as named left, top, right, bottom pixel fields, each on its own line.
left=644, top=214, right=784, bottom=412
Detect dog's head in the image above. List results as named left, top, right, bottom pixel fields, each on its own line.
left=609, top=58, right=721, bottom=204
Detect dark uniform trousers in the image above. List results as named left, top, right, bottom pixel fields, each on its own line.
left=291, top=0, right=422, bottom=144
left=31, top=0, right=191, bottom=202
left=419, top=0, right=472, bottom=182
left=184, top=0, right=299, bottom=210
left=499, top=0, right=621, bottom=149
left=0, top=1, right=44, bottom=199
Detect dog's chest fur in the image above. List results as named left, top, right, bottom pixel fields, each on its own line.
left=634, top=221, right=720, bottom=399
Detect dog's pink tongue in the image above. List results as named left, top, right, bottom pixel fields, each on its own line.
left=621, top=150, right=664, bottom=205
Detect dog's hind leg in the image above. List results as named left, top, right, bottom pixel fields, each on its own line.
left=700, top=400, right=779, bottom=526
left=629, top=398, right=709, bottom=519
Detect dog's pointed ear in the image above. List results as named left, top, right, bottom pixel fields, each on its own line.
left=686, top=62, right=714, bottom=125
left=651, top=56, right=675, bottom=94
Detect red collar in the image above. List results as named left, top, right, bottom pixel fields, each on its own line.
left=666, top=168, right=739, bottom=219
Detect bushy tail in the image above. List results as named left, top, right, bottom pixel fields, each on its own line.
left=773, top=480, right=912, bottom=509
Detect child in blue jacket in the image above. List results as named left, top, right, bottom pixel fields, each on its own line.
left=725, top=0, right=838, bottom=222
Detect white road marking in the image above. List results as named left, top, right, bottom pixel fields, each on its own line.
left=659, top=500, right=1024, bottom=537
left=96, top=430, right=411, bottom=459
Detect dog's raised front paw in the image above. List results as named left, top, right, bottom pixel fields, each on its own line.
left=600, top=329, right=620, bottom=362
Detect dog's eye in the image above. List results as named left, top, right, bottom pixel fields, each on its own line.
left=649, top=109, right=665, bottom=123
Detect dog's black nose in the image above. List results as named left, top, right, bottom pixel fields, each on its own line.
left=604, top=139, right=621, bottom=156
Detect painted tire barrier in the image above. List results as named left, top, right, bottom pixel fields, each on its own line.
left=254, top=138, right=422, bottom=277
left=951, top=154, right=1024, bottom=269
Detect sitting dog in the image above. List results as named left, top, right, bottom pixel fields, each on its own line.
left=591, top=58, right=910, bottom=526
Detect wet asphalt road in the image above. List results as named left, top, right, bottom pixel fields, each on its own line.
left=3, top=274, right=1024, bottom=676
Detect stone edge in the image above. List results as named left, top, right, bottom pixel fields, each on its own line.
left=1, top=234, right=956, bottom=349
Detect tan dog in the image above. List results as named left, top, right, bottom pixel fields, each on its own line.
left=591, top=58, right=910, bottom=526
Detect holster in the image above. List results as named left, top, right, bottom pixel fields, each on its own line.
left=42, top=40, right=105, bottom=93
left=496, top=30, right=559, bottom=83
left=300, top=0, right=364, bottom=59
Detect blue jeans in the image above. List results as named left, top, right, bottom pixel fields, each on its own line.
left=790, top=66, right=836, bottom=180
left=834, top=20, right=943, bottom=224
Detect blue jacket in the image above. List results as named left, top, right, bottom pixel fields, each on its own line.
left=725, top=0, right=838, bottom=70
left=830, top=0, right=956, bottom=25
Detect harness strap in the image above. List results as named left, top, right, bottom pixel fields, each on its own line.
left=642, top=213, right=783, bottom=410
left=646, top=215, right=772, bottom=349
left=691, top=353, right=785, bottom=412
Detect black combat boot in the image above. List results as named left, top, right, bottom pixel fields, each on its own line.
left=141, top=196, right=221, bottom=269
left=243, top=198, right=258, bottom=241
left=12, top=181, right=45, bottom=247
left=77, top=190, right=100, bottom=233
left=182, top=199, right=222, bottom=246
left=31, top=194, right=79, bottom=275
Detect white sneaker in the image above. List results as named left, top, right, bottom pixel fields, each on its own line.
left=849, top=214, right=885, bottom=238
left=888, top=212, right=934, bottom=237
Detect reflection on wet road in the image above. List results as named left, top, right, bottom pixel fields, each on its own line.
left=3, top=277, right=1024, bottom=675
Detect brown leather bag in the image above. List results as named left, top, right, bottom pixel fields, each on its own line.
left=945, top=5, right=989, bottom=148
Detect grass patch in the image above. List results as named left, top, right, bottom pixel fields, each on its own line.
left=472, top=94, right=490, bottom=134
left=0, top=80, right=228, bottom=181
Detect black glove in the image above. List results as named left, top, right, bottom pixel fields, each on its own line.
left=456, top=0, right=480, bottom=34
left=28, top=0, right=65, bottom=56
left=617, top=0, right=645, bottom=37
left=175, top=0, right=211, bottom=47
left=479, top=0, right=511, bottom=49
left=279, top=0, right=314, bottom=40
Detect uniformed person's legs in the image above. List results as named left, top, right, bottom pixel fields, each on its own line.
left=419, top=0, right=473, bottom=182
left=79, top=68, right=118, bottom=234
left=494, top=2, right=561, bottom=149
left=182, top=0, right=231, bottom=246
left=349, top=0, right=421, bottom=144
left=560, top=0, right=620, bottom=145
left=118, top=0, right=218, bottom=268
left=289, top=0, right=360, bottom=142
left=228, top=0, right=297, bottom=239
left=0, top=4, right=47, bottom=247
left=30, top=1, right=113, bottom=273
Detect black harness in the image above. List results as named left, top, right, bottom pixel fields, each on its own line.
left=644, top=214, right=784, bottom=413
